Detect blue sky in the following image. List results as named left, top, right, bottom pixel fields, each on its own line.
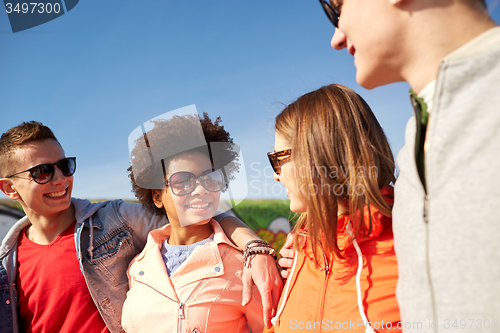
left=1, top=1, right=499, bottom=200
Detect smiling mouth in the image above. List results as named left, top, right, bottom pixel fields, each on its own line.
left=185, top=202, right=212, bottom=210
left=45, top=189, right=67, bottom=198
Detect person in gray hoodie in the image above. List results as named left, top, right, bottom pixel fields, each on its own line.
left=0, top=121, right=281, bottom=333
left=280, top=0, right=500, bottom=332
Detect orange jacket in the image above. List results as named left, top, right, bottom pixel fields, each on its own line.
left=266, top=187, right=400, bottom=333
left=121, top=219, right=264, bottom=333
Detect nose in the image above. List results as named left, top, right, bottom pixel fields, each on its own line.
left=331, top=27, right=347, bottom=50
left=273, top=172, right=280, bottom=182
left=191, top=179, right=209, bottom=195
left=51, top=166, right=69, bottom=185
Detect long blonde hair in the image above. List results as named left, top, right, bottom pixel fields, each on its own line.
left=275, top=84, right=395, bottom=261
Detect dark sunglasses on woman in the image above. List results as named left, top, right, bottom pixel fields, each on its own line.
left=166, top=169, right=226, bottom=196
left=267, top=149, right=292, bottom=176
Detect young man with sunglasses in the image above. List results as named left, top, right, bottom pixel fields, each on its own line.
left=0, top=121, right=281, bottom=332
left=312, top=0, right=500, bottom=331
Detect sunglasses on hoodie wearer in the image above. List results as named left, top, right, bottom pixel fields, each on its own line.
left=319, top=0, right=340, bottom=28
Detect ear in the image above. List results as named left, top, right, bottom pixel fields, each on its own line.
left=152, top=190, right=163, bottom=208
left=0, top=178, right=20, bottom=200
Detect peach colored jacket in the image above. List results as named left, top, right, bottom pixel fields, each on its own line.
left=121, top=219, right=264, bottom=333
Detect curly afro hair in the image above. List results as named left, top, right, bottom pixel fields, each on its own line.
left=127, top=112, right=239, bottom=216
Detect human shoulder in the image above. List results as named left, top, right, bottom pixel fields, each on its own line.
left=72, top=197, right=156, bottom=224
left=72, top=197, right=121, bottom=222
left=444, top=26, right=500, bottom=62
left=210, top=218, right=241, bottom=251
left=0, top=215, right=30, bottom=259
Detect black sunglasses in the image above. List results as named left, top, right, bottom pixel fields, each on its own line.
left=5, top=157, right=77, bottom=184
left=166, top=169, right=226, bottom=196
left=319, top=0, right=340, bottom=28
left=267, top=149, right=292, bottom=175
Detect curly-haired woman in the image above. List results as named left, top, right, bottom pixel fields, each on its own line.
left=121, top=113, right=266, bottom=333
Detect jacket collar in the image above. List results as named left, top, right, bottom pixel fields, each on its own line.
left=148, top=218, right=236, bottom=249
left=0, top=215, right=30, bottom=258
left=337, top=185, right=393, bottom=250
left=298, top=185, right=394, bottom=262
left=443, top=26, right=500, bottom=63
left=0, top=197, right=110, bottom=258
left=132, top=219, right=237, bottom=295
left=72, top=197, right=110, bottom=226
left=81, top=214, right=103, bottom=230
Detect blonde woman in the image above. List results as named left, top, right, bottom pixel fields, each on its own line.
left=267, top=84, right=401, bottom=333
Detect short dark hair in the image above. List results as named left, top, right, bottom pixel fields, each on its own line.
left=127, top=112, right=238, bottom=216
left=0, top=121, right=59, bottom=177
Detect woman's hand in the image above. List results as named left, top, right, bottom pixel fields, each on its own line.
left=242, top=254, right=283, bottom=329
left=278, top=233, right=295, bottom=279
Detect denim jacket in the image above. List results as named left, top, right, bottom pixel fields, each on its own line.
left=0, top=198, right=230, bottom=333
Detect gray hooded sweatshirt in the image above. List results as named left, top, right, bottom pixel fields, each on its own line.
left=393, top=27, right=500, bottom=332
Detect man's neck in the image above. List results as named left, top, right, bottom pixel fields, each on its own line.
left=401, top=3, right=497, bottom=93
left=25, top=205, right=76, bottom=245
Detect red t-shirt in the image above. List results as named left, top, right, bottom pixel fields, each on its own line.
left=16, top=220, right=109, bottom=333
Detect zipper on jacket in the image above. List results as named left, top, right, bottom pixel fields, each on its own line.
left=318, top=267, right=330, bottom=333
left=411, top=78, right=440, bottom=331
left=421, top=90, right=439, bottom=329
left=178, top=303, right=185, bottom=332
left=289, top=230, right=331, bottom=332
left=423, top=196, right=429, bottom=224
left=136, top=278, right=203, bottom=332
left=177, top=280, right=204, bottom=332
left=318, top=245, right=330, bottom=333
left=425, top=221, right=438, bottom=331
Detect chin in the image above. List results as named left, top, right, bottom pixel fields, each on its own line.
left=289, top=202, right=307, bottom=214
left=356, top=66, right=403, bottom=90
left=356, top=73, right=382, bottom=90
left=178, top=213, right=214, bottom=227
left=48, top=196, right=72, bottom=210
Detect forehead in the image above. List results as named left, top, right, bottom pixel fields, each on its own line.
left=274, top=132, right=292, bottom=151
left=167, top=152, right=212, bottom=175
left=11, top=139, right=65, bottom=170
